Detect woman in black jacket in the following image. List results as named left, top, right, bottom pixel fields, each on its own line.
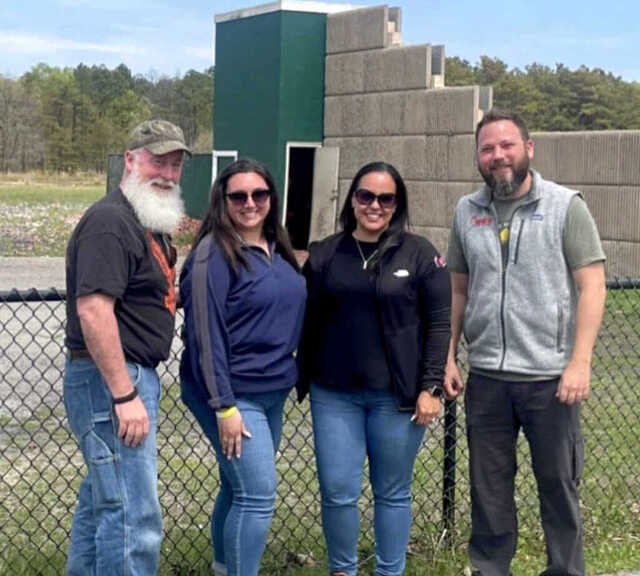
left=297, top=161, right=451, bottom=576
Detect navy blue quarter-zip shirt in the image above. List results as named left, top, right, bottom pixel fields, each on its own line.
left=180, top=241, right=307, bottom=407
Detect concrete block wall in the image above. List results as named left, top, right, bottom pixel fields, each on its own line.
left=532, top=130, right=640, bottom=276
left=323, top=5, right=640, bottom=277
left=324, top=4, right=484, bottom=258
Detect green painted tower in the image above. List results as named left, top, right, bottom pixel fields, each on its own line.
left=213, top=1, right=352, bottom=248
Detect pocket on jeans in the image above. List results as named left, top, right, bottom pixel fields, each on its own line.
left=64, top=381, right=94, bottom=438
left=85, top=430, right=122, bottom=508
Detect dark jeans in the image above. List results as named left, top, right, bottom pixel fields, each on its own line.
left=465, top=373, right=585, bottom=576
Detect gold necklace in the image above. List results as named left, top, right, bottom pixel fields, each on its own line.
left=354, top=237, right=379, bottom=270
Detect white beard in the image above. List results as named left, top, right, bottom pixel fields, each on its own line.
left=121, top=169, right=185, bottom=234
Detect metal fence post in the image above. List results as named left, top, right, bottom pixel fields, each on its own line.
left=442, top=398, right=457, bottom=545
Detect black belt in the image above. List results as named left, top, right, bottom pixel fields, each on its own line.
left=67, top=348, right=92, bottom=361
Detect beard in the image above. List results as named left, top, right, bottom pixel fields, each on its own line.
left=480, top=154, right=530, bottom=200
left=121, top=168, right=185, bottom=233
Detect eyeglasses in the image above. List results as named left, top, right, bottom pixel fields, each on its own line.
left=226, top=188, right=270, bottom=206
left=354, top=188, right=397, bottom=209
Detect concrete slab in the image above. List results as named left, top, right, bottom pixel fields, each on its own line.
left=424, top=135, right=449, bottom=181
left=618, top=131, right=640, bottom=185
left=601, top=239, right=640, bottom=278
left=555, top=131, right=620, bottom=185
left=407, top=181, right=449, bottom=228
left=363, top=44, right=431, bottom=92
left=531, top=132, right=560, bottom=182
left=447, top=134, right=481, bottom=182
left=479, top=85, right=493, bottom=114
left=326, top=5, right=388, bottom=55
left=380, top=92, right=406, bottom=135
left=403, top=90, right=427, bottom=135
left=581, top=185, right=640, bottom=243
left=444, top=181, right=480, bottom=224
left=323, top=96, right=343, bottom=137
left=409, top=225, right=450, bottom=255
left=325, top=52, right=365, bottom=96
left=424, top=87, right=479, bottom=136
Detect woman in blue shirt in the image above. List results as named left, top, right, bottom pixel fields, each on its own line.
left=179, top=158, right=306, bottom=576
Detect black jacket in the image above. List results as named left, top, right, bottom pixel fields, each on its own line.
left=296, top=231, right=451, bottom=410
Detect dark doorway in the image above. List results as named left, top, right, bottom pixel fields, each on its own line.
left=285, top=147, right=315, bottom=250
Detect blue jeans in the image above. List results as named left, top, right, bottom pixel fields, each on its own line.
left=310, top=383, right=426, bottom=576
left=63, top=358, right=162, bottom=576
left=181, top=378, right=290, bottom=576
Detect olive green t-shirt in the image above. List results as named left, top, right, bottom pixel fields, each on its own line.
left=447, top=189, right=605, bottom=381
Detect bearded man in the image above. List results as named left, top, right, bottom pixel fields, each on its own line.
left=444, top=110, right=606, bottom=576
left=63, top=119, right=190, bottom=575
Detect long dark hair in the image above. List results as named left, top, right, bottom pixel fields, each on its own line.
left=339, top=161, right=409, bottom=237
left=189, top=158, right=299, bottom=272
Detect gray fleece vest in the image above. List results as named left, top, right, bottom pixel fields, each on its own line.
left=454, top=171, right=579, bottom=375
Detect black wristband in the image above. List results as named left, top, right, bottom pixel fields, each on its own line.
left=112, top=387, right=138, bottom=405
left=425, top=385, right=443, bottom=398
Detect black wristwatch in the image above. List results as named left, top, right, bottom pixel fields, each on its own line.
left=425, top=385, right=443, bottom=398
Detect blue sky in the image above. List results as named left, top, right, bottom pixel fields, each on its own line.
left=1, top=0, right=638, bottom=81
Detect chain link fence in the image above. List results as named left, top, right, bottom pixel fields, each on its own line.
left=1, top=281, right=639, bottom=574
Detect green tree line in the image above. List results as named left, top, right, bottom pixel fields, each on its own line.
left=0, top=63, right=213, bottom=173
left=446, top=56, right=640, bottom=131
left=1, top=58, right=639, bottom=173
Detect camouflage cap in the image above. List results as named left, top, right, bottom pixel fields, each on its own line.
left=127, top=119, right=192, bottom=156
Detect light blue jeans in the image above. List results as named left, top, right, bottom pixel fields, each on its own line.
left=310, top=383, right=426, bottom=576
left=181, top=378, right=290, bottom=576
left=63, top=358, right=162, bottom=576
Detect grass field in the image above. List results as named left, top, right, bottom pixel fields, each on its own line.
left=1, top=172, right=639, bottom=575
left=0, top=172, right=196, bottom=256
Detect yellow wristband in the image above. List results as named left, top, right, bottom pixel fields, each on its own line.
left=215, top=406, right=237, bottom=420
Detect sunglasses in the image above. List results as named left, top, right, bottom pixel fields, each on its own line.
left=226, top=188, right=270, bottom=206
left=354, top=188, right=397, bottom=208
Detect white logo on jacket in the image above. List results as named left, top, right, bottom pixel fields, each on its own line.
left=393, top=269, right=410, bottom=278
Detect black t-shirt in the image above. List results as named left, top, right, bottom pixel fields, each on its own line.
left=317, top=235, right=392, bottom=390
left=65, top=189, right=177, bottom=367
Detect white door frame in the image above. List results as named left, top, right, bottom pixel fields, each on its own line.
left=212, top=150, right=239, bottom=183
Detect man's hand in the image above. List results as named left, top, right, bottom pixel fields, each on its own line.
left=115, top=396, right=150, bottom=447
left=412, top=390, right=441, bottom=426
left=217, top=410, right=252, bottom=460
left=444, top=356, right=465, bottom=399
left=556, top=360, right=591, bottom=405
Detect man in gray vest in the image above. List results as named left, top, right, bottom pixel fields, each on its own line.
left=444, top=109, right=606, bottom=576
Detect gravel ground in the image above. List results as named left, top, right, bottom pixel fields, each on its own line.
left=0, top=257, right=66, bottom=291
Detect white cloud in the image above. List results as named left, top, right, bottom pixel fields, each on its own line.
left=0, top=32, right=143, bottom=56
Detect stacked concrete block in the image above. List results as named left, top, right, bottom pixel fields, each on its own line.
left=323, top=4, right=486, bottom=257
left=581, top=185, right=640, bottom=243
left=447, top=135, right=480, bottom=183
left=554, top=131, right=621, bottom=185
left=406, top=181, right=449, bottom=228
left=618, top=131, right=640, bottom=186
left=600, top=241, right=640, bottom=278
left=326, top=6, right=389, bottom=54
left=423, top=87, right=480, bottom=135
left=530, top=130, right=640, bottom=275
left=322, top=5, right=640, bottom=276
left=530, top=132, right=561, bottom=182
left=325, top=52, right=366, bottom=95
left=363, top=45, right=431, bottom=92
left=409, top=225, right=450, bottom=255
